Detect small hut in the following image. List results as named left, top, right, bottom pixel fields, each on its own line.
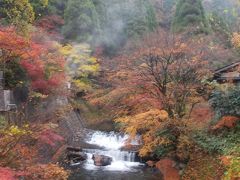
left=213, top=61, right=240, bottom=83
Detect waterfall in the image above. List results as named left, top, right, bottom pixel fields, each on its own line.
left=86, top=131, right=140, bottom=150
left=79, top=131, right=143, bottom=171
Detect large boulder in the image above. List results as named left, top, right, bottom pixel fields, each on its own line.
left=156, top=158, right=180, bottom=180
left=92, top=154, right=113, bottom=166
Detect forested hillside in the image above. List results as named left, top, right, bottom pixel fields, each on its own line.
left=0, top=0, right=239, bottom=180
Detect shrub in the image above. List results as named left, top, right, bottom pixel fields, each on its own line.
left=194, top=123, right=240, bottom=155
left=210, top=86, right=240, bottom=120
left=26, top=164, right=69, bottom=180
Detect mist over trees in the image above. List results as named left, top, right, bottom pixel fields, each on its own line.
left=62, top=0, right=157, bottom=54
left=0, top=0, right=240, bottom=179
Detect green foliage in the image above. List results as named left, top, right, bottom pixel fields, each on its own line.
left=0, top=59, right=28, bottom=89
left=46, top=0, right=67, bottom=17
left=162, top=0, right=177, bottom=13
left=0, top=0, right=35, bottom=32
left=154, top=129, right=176, bottom=157
left=29, top=0, right=48, bottom=18
left=63, top=0, right=100, bottom=42
left=0, top=116, right=7, bottom=129
left=194, top=123, right=240, bottom=155
left=125, top=0, right=157, bottom=37
left=3, top=125, right=31, bottom=136
left=204, top=0, right=240, bottom=31
left=172, top=0, right=210, bottom=33
left=155, top=144, right=175, bottom=158
left=210, top=86, right=240, bottom=119
left=194, top=124, right=240, bottom=179
left=208, top=12, right=231, bottom=46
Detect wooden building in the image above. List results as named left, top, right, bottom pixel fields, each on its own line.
left=213, top=61, right=240, bottom=83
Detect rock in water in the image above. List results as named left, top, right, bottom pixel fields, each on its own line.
left=92, top=154, right=113, bottom=166
left=67, top=152, right=87, bottom=162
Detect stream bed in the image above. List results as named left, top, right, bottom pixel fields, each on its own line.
left=69, top=131, right=162, bottom=180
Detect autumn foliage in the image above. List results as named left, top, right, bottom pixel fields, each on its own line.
left=0, top=27, right=65, bottom=94
left=25, top=164, right=69, bottom=180
left=116, top=109, right=169, bottom=156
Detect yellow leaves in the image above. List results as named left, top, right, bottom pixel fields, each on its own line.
left=4, top=125, right=31, bottom=136
left=26, top=163, right=69, bottom=180
left=116, top=109, right=169, bottom=132
left=29, top=91, right=48, bottom=99
left=72, top=79, right=92, bottom=91
left=89, top=87, right=129, bottom=107
left=232, top=32, right=240, bottom=49
left=158, top=110, right=169, bottom=120
left=116, top=109, right=170, bottom=156
left=221, top=155, right=240, bottom=180
left=59, top=44, right=72, bottom=56
left=176, top=134, right=193, bottom=161
left=80, top=64, right=100, bottom=75
left=59, top=43, right=100, bottom=93
left=139, top=133, right=171, bottom=156
left=125, top=126, right=137, bottom=137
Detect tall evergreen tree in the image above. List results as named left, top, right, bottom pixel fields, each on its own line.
left=172, top=0, right=209, bottom=33
left=47, top=0, right=68, bottom=17
left=62, top=0, right=100, bottom=42
left=29, top=0, right=48, bottom=18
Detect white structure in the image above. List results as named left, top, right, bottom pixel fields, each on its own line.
left=0, top=71, right=16, bottom=112
left=0, top=71, right=3, bottom=90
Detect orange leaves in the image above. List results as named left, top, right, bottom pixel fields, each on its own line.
left=0, top=27, right=29, bottom=58
left=25, top=164, right=69, bottom=180
left=220, top=156, right=232, bottom=166
left=156, top=159, right=180, bottom=180
left=232, top=32, right=240, bottom=49
left=212, top=116, right=240, bottom=131
left=112, top=30, right=210, bottom=118
left=116, top=109, right=168, bottom=132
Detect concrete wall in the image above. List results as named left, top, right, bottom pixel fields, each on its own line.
left=0, top=90, right=11, bottom=111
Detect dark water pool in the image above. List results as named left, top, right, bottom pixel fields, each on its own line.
left=69, top=167, right=162, bottom=180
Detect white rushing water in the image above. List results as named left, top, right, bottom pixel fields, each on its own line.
left=86, top=131, right=140, bottom=150
left=81, top=131, right=143, bottom=171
